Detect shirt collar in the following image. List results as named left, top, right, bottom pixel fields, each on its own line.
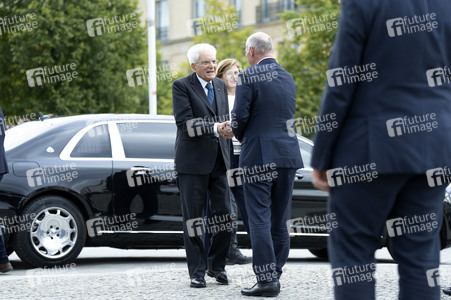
left=196, top=74, right=211, bottom=89
left=257, top=57, right=274, bottom=65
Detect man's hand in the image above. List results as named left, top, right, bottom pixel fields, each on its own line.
left=218, top=121, right=234, bottom=139
left=312, top=169, right=330, bottom=192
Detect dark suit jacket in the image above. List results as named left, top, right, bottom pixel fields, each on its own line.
left=311, top=0, right=451, bottom=173
left=0, top=107, right=8, bottom=175
left=232, top=58, right=303, bottom=170
left=172, top=73, right=230, bottom=174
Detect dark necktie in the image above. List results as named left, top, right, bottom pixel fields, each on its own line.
left=206, top=83, right=214, bottom=107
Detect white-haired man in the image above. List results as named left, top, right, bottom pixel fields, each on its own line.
left=172, top=43, right=233, bottom=288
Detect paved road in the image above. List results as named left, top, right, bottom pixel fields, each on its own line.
left=2, top=247, right=451, bottom=299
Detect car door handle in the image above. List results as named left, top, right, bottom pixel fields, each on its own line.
left=295, top=173, right=304, bottom=180
left=131, top=166, right=152, bottom=175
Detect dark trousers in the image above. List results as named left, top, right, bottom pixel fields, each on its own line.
left=329, top=174, right=444, bottom=300
left=230, top=145, right=249, bottom=233
left=243, top=168, right=297, bottom=283
left=178, top=152, right=231, bottom=279
left=0, top=174, right=7, bottom=264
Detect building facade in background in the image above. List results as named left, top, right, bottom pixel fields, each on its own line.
left=138, top=0, right=297, bottom=67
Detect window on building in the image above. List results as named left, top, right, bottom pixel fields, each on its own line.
left=156, top=0, right=169, bottom=41
left=230, top=0, right=242, bottom=24
left=193, top=0, right=206, bottom=18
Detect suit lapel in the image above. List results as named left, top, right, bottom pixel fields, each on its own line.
left=190, top=73, right=215, bottom=115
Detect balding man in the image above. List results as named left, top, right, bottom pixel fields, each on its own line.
left=231, top=32, right=303, bottom=297
left=172, top=43, right=233, bottom=288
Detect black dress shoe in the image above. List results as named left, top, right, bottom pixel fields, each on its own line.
left=207, top=269, right=228, bottom=284
left=443, top=287, right=451, bottom=295
left=190, top=277, right=206, bottom=288
left=241, top=282, right=280, bottom=297
left=226, top=252, right=252, bottom=265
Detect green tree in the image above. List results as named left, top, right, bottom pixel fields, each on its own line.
left=278, top=0, right=341, bottom=138
left=0, top=0, right=148, bottom=119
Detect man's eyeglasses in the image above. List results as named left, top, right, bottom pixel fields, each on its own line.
left=197, top=60, right=218, bottom=66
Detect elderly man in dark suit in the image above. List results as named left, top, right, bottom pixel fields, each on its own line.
left=0, top=106, right=11, bottom=273
left=230, top=32, right=303, bottom=297
left=311, top=1, right=451, bottom=299
left=172, top=43, right=233, bottom=288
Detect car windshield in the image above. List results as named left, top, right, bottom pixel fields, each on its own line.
left=298, top=137, right=313, bottom=169
left=4, top=121, right=56, bottom=151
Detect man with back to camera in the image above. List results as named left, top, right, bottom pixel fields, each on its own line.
left=228, top=32, right=303, bottom=297
left=311, top=0, right=451, bottom=299
left=172, top=43, right=233, bottom=288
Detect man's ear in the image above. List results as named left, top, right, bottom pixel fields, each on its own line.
left=190, top=63, right=197, bottom=72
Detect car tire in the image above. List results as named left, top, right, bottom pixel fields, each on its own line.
left=308, top=248, right=328, bottom=259
left=13, top=195, right=86, bottom=268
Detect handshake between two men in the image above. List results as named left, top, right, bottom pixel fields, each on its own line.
left=217, top=121, right=235, bottom=140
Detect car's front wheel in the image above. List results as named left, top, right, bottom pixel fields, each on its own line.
left=13, top=195, right=86, bottom=267
left=308, top=248, right=328, bottom=259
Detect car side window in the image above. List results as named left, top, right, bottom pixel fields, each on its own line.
left=298, top=140, right=312, bottom=169
left=71, top=124, right=112, bottom=158
left=117, top=122, right=176, bottom=159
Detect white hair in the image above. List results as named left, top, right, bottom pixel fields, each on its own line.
left=187, top=43, right=217, bottom=64
left=246, top=32, right=273, bottom=55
